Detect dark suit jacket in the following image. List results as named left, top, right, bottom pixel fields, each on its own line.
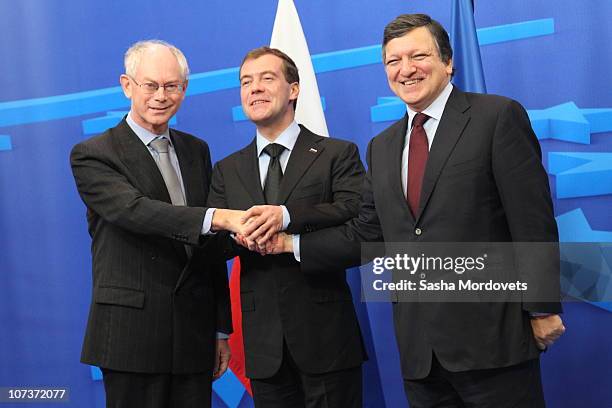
left=207, top=125, right=367, bottom=379
left=71, top=119, right=231, bottom=374
left=300, top=88, right=562, bottom=379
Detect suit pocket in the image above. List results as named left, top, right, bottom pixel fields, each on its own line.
left=241, top=291, right=255, bottom=312
left=94, top=286, right=145, bottom=309
left=291, top=182, right=323, bottom=200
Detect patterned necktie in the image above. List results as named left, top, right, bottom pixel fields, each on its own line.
left=407, top=113, right=430, bottom=217
left=263, top=143, right=286, bottom=205
left=149, top=138, right=185, bottom=206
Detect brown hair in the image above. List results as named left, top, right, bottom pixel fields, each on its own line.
left=382, top=14, right=453, bottom=65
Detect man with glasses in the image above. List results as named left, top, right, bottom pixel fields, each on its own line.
left=70, top=40, right=243, bottom=408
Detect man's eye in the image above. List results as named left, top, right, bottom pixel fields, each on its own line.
left=412, top=54, right=428, bottom=61
left=386, top=59, right=399, bottom=66
left=144, top=83, right=159, bottom=91
left=263, top=76, right=274, bottom=81
left=241, top=80, right=251, bottom=87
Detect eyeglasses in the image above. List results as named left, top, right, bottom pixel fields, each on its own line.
left=128, top=75, right=185, bottom=94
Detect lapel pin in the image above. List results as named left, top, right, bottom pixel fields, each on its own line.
left=309, top=148, right=318, bottom=153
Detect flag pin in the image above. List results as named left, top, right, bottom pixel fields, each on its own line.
left=309, top=148, right=318, bottom=153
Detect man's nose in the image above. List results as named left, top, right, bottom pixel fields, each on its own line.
left=399, top=56, right=417, bottom=75
left=153, top=86, right=168, bottom=100
left=250, top=78, right=265, bottom=93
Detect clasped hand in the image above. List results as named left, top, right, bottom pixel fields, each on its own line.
left=219, top=205, right=289, bottom=255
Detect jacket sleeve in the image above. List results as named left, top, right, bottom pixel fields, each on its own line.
left=70, top=140, right=206, bottom=246
left=285, top=142, right=365, bottom=233
left=300, top=139, right=384, bottom=274
left=491, top=99, right=562, bottom=314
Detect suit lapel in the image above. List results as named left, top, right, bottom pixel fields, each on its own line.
left=277, top=126, right=324, bottom=204
left=169, top=131, right=202, bottom=287
left=416, top=88, right=471, bottom=223
left=113, top=120, right=189, bottom=265
left=171, top=130, right=202, bottom=206
left=385, top=114, right=415, bottom=223
left=112, top=119, right=172, bottom=203
left=237, top=139, right=266, bottom=205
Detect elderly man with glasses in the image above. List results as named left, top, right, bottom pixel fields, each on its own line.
left=70, top=40, right=244, bottom=408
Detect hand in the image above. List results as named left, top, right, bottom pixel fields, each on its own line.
left=260, top=232, right=293, bottom=255
left=234, top=233, right=258, bottom=252
left=241, top=205, right=284, bottom=244
left=211, top=209, right=247, bottom=234
left=213, top=339, right=231, bottom=380
left=530, top=314, right=565, bottom=350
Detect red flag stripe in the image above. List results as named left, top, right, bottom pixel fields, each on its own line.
left=227, top=257, right=252, bottom=395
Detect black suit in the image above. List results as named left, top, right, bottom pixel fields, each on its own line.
left=300, top=89, right=561, bottom=403
left=71, top=119, right=230, bottom=406
left=207, top=125, right=366, bottom=405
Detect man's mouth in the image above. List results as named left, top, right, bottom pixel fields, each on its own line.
left=250, top=100, right=269, bottom=106
left=401, top=78, right=424, bottom=86
left=149, top=106, right=169, bottom=111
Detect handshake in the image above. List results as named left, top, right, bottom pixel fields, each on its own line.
left=212, top=205, right=293, bottom=255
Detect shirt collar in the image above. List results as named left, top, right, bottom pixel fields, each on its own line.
left=126, top=111, right=171, bottom=147
left=406, top=82, right=453, bottom=127
left=256, top=121, right=301, bottom=157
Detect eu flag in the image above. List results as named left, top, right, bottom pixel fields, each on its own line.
left=451, top=0, right=487, bottom=93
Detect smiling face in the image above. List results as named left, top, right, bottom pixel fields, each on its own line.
left=239, top=54, right=299, bottom=140
left=120, top=45, right=187, bottom=134
left=384, top=27, right=453, bottom=112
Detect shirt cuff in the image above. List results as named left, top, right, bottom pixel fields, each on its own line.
left=292, top=234, right=301, bottom=262
left=201, top=208, right=216, bottom=235
left=216, top=332, right=229, bottom=339
left=530, top=312, right=553, bottom=318
left=281, top=205, right=290, bottom=230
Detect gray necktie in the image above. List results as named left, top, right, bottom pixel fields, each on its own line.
left=149, top=138, right=185, bottom=206
left=149, top=137, right=191, bottom=258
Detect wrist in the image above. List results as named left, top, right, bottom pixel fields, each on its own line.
left=212, top=209, right=231, bottom=231
left=284, top=234, right=293, bottom=253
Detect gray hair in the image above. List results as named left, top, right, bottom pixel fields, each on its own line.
left=124, top=40, right=190, bottom=80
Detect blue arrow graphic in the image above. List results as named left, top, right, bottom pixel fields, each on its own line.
left=1, top=18, right=555, bottom=129
left=528, top=102, right=591, bottom=144
left=548, top=152, right=612, bottom=198
left=556, top=209, right=612, bottom=312
left=212, top=368, right=246, bottom=408
left=0, top=135, right=12, bottom=151
left=81, top=111, right=177, bottom=135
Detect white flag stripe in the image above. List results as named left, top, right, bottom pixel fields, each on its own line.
left=270, top=0, right=329, bottom=137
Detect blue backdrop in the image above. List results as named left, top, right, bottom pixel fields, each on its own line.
left=1, top=1, right=611, bottom=407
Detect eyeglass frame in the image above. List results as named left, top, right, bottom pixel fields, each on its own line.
left=127, top=75, right=186, bottom=95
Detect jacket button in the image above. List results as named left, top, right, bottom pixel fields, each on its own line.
left=415, top=228, right=422, bottom=236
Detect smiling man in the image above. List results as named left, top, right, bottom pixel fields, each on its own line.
left=206, top=47, right=367, bottom=407
left=70, top=40, right=233, bottom=408
left=263, top=14, right=565, bottom=408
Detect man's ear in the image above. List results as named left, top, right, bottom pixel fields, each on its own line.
left=289, top=82, right=299, bottom=102
left=119, top=74, right=132, bottom=99
left=445, top=58, right=454, bottom=76
left=180, top=79, right=189, bottom=101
